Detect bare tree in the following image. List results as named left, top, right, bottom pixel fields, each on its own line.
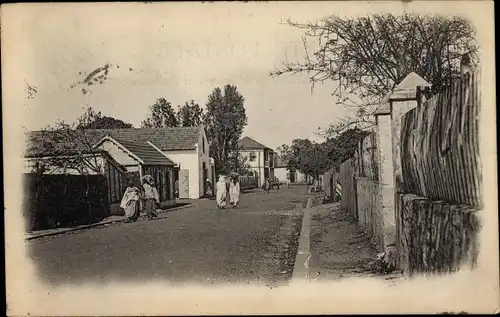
left=270, top=13, right=479, bottom=136
left=27, top=108, right=111, bottom=228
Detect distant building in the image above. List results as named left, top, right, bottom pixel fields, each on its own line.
left=273, top=155, right=289, bottom=184
left=24, top=134, right=177, bottom=214
left=238, top=136, right=275, bottom=187
left=273, top=155, right=310, bottom=184
left=93, top=135, right=177, bottom=210
left=25, top=126, right=215, bottom=200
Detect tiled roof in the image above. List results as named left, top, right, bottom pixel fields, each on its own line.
left=106, top=137, right=175, bottom=166
left=89, top=127, right=201, bottom=151
left=238, top=136, right=270, bottom=150
left=25, top=127, right=201, bottom=157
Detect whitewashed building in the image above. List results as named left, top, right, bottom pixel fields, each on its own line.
left=238, top=136, right=275, bottom=187
left=25, top=126, right=215, bottom=200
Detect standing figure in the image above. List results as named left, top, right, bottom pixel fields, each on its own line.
left=174, top=179, right=179, bottom=198
left=226, top=177, right=231, bottom=205
left=142, top=175, right=159, bottom=220
left=286, top=173, right=291, bottom=188
left=216, top=176, right=228, bottom=209
left=205, top=178, right=213, bottom=197
left=120, top=179, right=140, bottom=223
left=229, top=176, right=240, bottom=208
left=265, top=177, right=271, bottom=194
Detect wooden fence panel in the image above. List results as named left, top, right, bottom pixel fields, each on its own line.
left=339, top=158, right=357, bottom=217
left=23, top=173, right=110, bottom=232
left=353, top=131, right=378, bottom=181
left=400, top=70, right=482, bottom=207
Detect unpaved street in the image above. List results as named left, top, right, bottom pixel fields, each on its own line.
left=28, top=186, right=309, bottom=287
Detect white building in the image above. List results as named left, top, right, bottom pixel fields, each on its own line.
left=24, top=133, right=178, bottom=214
left=25, top=126, right=215, bottom=200
left=273, top=155, right=311, bottom=184
left=238, top=136, right=275, bottom=187
left=97, top=126, right=214, bottom=199
left=273, top=155, right=288, bottom=184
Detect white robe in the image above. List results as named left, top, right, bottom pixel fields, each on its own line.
left=120, top=187, right=140, bottom=218
left=229, top=182, right=240, bottom=205
left=216, top=177, right=227, bottom=208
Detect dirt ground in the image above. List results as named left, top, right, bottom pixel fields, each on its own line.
left=308, top=202, right=404, bottom=284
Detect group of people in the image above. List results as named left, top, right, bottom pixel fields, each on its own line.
left=215, top=175, right=240, bottom=209
left=120, top=175, right=160, bottom=223
left=121, top=172, right=292, bottom=218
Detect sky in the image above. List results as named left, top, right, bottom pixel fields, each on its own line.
left=6, top=1, right=492, bottom=150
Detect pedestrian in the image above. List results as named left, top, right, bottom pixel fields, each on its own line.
left=216, top=175, right=227, bottom=209
left=120, top=179, right=140, bottom=223
left=174, top=179, right=179, bottom=198
left=142, top=175, right=159, bottom=220
left=286, top=174, right=291, bottom=189
left=229, top=176, right=240, bottom=208
left=205, top=178, right=213, bottom=197
left=265, top=177, right=271, bottom=194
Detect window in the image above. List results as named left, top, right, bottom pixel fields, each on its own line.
left=249, top=152, right=257, bottom=162
left=202, top=137, right=206, bottom=154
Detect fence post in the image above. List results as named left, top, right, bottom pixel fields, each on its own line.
left=374, top=103, right=395, bottom=262
left=389, top=72, right=432, bottom=269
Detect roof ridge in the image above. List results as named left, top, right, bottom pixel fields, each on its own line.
left=239, top=136, right=270, bottom=150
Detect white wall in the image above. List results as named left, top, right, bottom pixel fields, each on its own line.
left=164, top=149, right=199, bottom=199
left=97, top=140, right=143, bottom=173
left=240, top=149, right=264, bottom=169
left=240, top=149, right=265, bottom=186
left=274, top=167, right=288, bottom=183
left=197, top=128, right=212, bottom=197
left=99, top=140, right=139, bottom=167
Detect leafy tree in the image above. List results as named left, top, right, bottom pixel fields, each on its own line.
left=76, top=107, right=133, bottom=129
left=276, top=144, right=292, bottom=166
left=280, top=128, right=370, bottom=183
left=270, top=13, right=479, bottom=136
left=286, top=139, right=319, bottom=181
left=32, top=110, right=110, bottom=175
left=323, top=128, right=371, bottom=167
left=229, top=152, right=252, bottom=176
left=176, top=100, right=204, bottom=127
left=203, top=85, right=248, bottom=175
left=142, top=98, right=179, bottom=128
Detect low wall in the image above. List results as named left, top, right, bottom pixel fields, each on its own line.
left=356, top=177, right=384, bottom=252
left=397, top=193, right=481, bottom=275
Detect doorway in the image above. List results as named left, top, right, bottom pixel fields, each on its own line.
left=202, top=162, right=208, bottom=196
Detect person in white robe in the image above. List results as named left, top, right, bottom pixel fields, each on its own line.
left=120, top=180, right=140, bottom=223
left=216, top=176, right=227, bottom=209
left=229, top=177, right=240, bottom=208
